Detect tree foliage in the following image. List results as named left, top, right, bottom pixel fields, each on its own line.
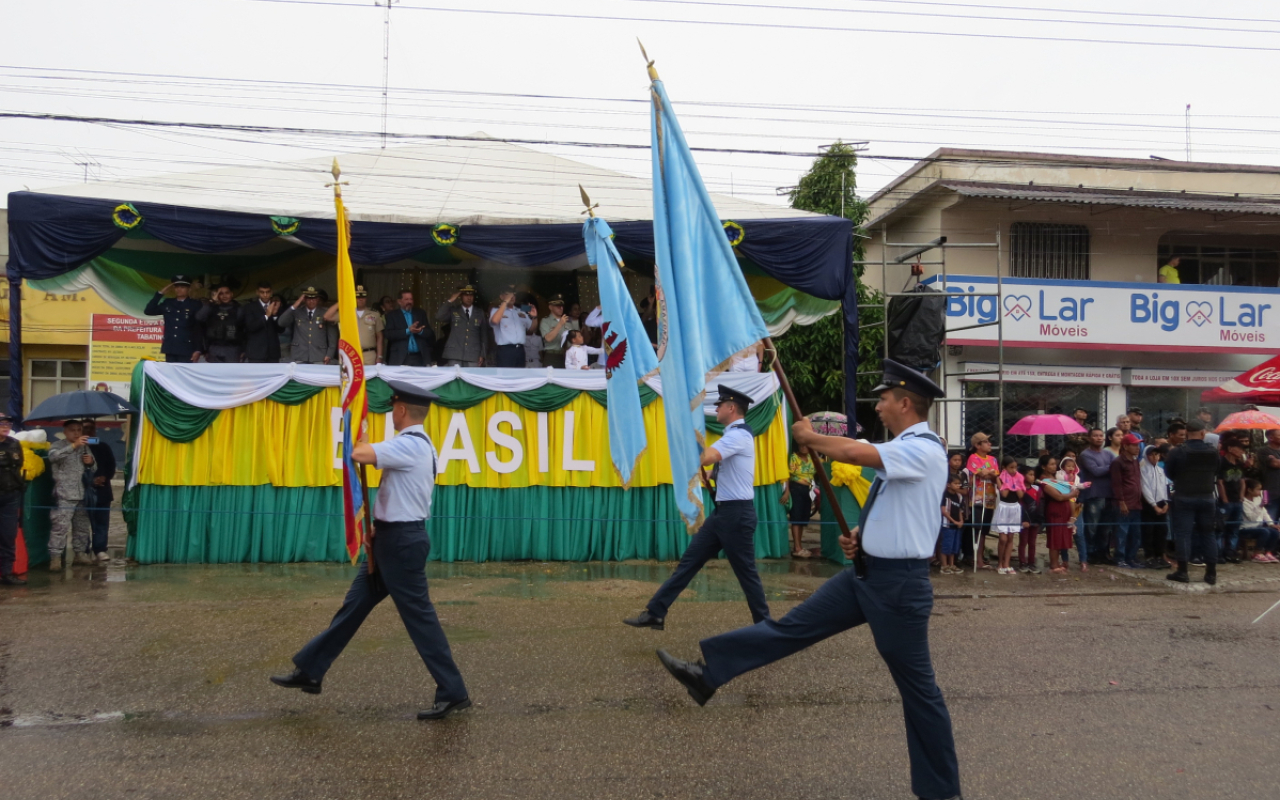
left=773, top=142, right=884, bottom=419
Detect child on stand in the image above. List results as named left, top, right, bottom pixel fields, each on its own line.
left=992, top=456, right=1025, bottom=575
left=1019, top=465, right=1042, bottom=573
left=939, top=475, right=965, bottom=574
left=563, top=329, right=603, bottom=370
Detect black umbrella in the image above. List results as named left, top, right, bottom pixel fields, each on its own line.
left=24, top=390, right=138, bottom=423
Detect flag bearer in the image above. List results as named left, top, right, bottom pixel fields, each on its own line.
left=654, top=360, right=963, bottom=800
left=271, top=380, right=470, bottom=720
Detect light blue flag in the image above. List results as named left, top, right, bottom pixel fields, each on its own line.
left=583, top=215, right=659, bottom=486
left=650, top=77, right=770, bottom=528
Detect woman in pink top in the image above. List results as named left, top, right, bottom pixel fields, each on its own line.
left=993, top=456, right=1026, bottom=574
left=966, top=432, right=999, bottom=569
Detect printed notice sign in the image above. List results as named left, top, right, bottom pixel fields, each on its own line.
left=88, top=314, right=163, bottom=395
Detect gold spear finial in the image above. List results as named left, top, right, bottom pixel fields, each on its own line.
left=326, top=157, right=349, bottom=197
left=579, top=184, right=599, bottom=218
left=638, top=39, right=659, bottom=81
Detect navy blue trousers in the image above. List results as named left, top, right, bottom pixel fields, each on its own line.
left=699, top=557, right=961, bottom=800
left=647, top=500, right=769, bottom=624
left=293, top=520, right=468, bottom=704
left=86, top=487, right=111, bottom=555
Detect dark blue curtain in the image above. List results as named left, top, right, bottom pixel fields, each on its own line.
left=5, top=191, right=858, bottom=423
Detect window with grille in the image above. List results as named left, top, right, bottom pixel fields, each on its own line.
left=1009, top=222, right=1090, bottom=280
left=28, top=360, right=86, bottom=409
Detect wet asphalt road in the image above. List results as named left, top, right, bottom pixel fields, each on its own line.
left=3, top=553, right=1280, bottom=800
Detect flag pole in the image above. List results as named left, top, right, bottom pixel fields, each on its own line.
left=330, top=159, right=375, bottom=575
left=763, top=337, right=858, bottom=568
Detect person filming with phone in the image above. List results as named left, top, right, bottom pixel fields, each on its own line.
left=47, top=419, right=96, bottom=570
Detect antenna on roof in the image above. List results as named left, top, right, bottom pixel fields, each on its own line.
left=376, top=0, right=400, bottom=150
left=1185, top=104, right=1192, bottom=162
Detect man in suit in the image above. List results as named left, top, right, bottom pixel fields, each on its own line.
left=143, top=275, right=205, bottom=363
left=243, top=281, right=282, bottom=363
left=435, top=285, right=486, bottom=367
left=278, top=287, right=336, bottom=365
left=385, top=290, right=434, bottom=367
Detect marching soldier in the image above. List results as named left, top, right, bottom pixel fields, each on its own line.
left=144, top=275, right=205, bottom=363
left=653, top=360, right=962, bottom=800
left=271, top=380, right=470, bottom=720
left=279, top=287, right=337, bottom=365
left=623, top=386, right=770, bottom=629
left=436, top=285, right=486, bottom=367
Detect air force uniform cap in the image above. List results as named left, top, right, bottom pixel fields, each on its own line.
left=871, top=358, right=945, bottom=400
left=385, top=380, right=440, bottom=408
left=713, top=386, right=753, bottom=411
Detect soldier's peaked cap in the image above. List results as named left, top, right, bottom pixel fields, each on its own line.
left=171, top=275, right=192, bottom=286
left=871, top=358, right=945, bottom=400
left=713, top=386, right=753, bottom=410
left=385, top=380, right=440, bottom=408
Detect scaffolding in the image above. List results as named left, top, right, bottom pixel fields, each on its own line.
left=853, top=227, right=1006, bottom=456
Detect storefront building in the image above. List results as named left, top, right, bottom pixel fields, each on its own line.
left=862, top=149, right=1280, bottom=455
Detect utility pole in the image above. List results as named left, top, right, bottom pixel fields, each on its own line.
left=1185, top=104, right=1191, bottom=161
left=376, top=0, right=399, bottom=149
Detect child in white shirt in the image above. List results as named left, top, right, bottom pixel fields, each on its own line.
left=563, top=329, right=603, bottom=370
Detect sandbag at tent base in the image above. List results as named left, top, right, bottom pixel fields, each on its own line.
left=126, top=483, right=790, bottom=564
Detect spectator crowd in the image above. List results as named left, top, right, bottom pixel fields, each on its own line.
left=944, top=407, right=1280, bottom=585
left=144, top=276, right=754, bottom=373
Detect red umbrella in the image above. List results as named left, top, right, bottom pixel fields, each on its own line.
left=1006, top=414, right=1087, bottom=436
left=1201, top=354, right=1280, bottom=406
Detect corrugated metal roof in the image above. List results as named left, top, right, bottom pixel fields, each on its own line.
left=941, top=180, right=1280, bottom=216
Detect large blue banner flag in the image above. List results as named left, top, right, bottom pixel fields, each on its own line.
left=649, top=74, right=770, bottom=528
left=583, top=214, right=660, bottom=486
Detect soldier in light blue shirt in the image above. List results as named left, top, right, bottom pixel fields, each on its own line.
left=273, top=380, right=471, bottom=721
left=624, top=386, right=770, bottom=629
left=489, top=284, right=534, bottom=368
left=655, top=360, right=962, bottom=800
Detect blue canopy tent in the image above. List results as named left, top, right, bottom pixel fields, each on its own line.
left=4, top=138, right=857, bottom=422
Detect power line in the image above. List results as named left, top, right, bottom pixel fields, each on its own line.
left=245, top=0, right=1280, bottom=52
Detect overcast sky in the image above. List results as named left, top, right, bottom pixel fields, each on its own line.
left=5, top=0, right=1280, bottom=210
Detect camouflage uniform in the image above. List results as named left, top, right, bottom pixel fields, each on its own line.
left=47, top=439, right=94, bottom=558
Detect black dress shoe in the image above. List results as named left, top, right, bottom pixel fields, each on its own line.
left=623, top=611, right=665, bottom=630
left=1203, top=570, right=1217, bottom=586
left=0, top=573, right=27, bottom=586
left=1166, top=570, right=1189, bottom=583
left=417, top=697, right=472, bottom=720
left=269, top=668, right=322, bottom=694
left=656, top=649, right=715, bottom=706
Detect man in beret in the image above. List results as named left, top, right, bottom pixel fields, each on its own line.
left=624, top=385, right=770, bottom=629
left=144, top=275, right=205, bottom=363
left=195, top=284, right=244, bottom=363
left=654, top=359, right=963, bottom=800
left=272, top=381, right=470, bottom=720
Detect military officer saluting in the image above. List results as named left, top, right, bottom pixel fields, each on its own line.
left=271, top=380, right=470, bottom=720
left=654, top=360, right=963, bottom=800
left=144, top=275, right=205, bottom=363
left=279, top=287, right=337, bottom=365
left=624, top=385, right=770, bottom=629
left=436, top=285, right=486, bottom=367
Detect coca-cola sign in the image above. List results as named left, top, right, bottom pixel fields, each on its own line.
left=1246, top=367, right=1280, bottom=386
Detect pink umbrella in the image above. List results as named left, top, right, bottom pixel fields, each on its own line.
left=1006, top=414, right=1088, bottom=436
left=1216, top=409, right=1280, bottom=432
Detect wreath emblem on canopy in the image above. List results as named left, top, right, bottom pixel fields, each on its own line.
left=270, top=216, right=300, bottom=236
left=722, top=220, right=745, bottom=247
left=112, top=203, right=143, bottom=231
left=432, top=223, right=459, bottom=246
